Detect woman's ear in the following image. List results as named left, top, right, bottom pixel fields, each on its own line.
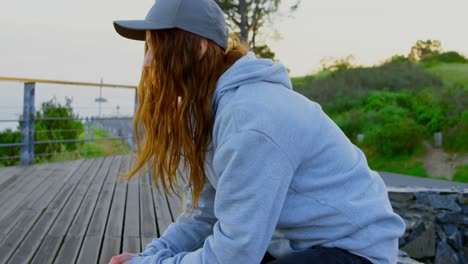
left=199, top=39, right=208, bottom=60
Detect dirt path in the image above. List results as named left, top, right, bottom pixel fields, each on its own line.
left=420, top=142, right=468, bottom=179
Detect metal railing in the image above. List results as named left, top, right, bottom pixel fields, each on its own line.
left=0, top=77, right=138, bottom=165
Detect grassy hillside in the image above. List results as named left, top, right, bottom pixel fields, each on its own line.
left=427, top=63, right=468, bottom=87
left=291, top=59, right=468, bottom=181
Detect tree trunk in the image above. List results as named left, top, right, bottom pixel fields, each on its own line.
left=238, top=0, right=249, bottom=43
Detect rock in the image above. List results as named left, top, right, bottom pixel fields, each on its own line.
left=409, top=203, right=437, bottom=212
left=444, top=225, right=463, bottom=250
left=437, top=212, right=465, bottom=224
left=390, top=192, right=415, bottom=203
left=464, top=229, right=468, bottom=247
left=435, top=241, right=460, bottom=264
left=403, top=218, right=419, bottom=232
left=391, top=201, right=407, bottom=211
left=397, top=250, right=424, bottom=264
left=458, top=253, right=468, bottom=264
left=435, top=225, right=446, bottom=241
left=463, top=205, right=468, bottom=214
left=402, top=222, right=436, bottom=258
left=416, top=193, right=462, bottom=212
left=391, top=188, right=468, bottom=263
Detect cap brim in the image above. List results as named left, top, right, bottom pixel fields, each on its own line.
left=113, top=20, right=174, bottom=41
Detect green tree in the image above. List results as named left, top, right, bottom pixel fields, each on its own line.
left=0, top=129, right=22, bottom=166
left=408, top=39, right=442, bottom=61
left=0, top=97, right=84, bottom=165
left=320, top=54, right=357, bottom=72
left=215, top=0, right=300, bottom=58
left=33, top=97, right=84, bottom=159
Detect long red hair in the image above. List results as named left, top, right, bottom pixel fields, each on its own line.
left=123, top=29, right=248, bottom=209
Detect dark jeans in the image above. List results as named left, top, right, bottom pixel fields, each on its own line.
left=260, top=246, right=372, bottom=264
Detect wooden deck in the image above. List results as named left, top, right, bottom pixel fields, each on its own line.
left=0, top=155, right=184, bottom=264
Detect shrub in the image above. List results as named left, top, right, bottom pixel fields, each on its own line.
left=381, top=55, right=409, bottom=65
left=420, top=51, right=468, bottom=68
left=412, top=89, right=447, bottom=133
left=363, top=91, right=412, bottom=112
left=443, top=111, right=468, bottom=153
left=34, top=97, right=84, bottom=158
left=0, top=129, right=22, bottom=166
left=453, top=165, right=468, bottom=183
left=364, top=120, right=424, bottom=157
left=295, top=62, right=442, bottom=114
left=333, top=109, right=364, bottom=140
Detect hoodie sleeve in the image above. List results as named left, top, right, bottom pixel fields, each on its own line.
left=136, top=181, right=218, bottom=257
left=130, top=130, right=295, bottom=264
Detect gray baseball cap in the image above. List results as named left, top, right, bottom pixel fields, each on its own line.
left=113, top=0, right=228, bottom=50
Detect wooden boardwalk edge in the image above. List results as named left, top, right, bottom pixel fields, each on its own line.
left=0, top=155, right=183, bottom=264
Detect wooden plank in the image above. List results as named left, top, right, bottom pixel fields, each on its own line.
left=0, top=209, right=40, bottom=264
left=99, top=237, right=120, bottom=264
left=86, top=156, right=122, bottom=236
left=99, top=155, right=130, bottom=263
left=0, top=209, right=26, bottom=242
left=33, top=157, right=106, bottom=264
left=54, top=156, right=114, bottom=262
left=7, top=159, right=92, bottom=264
left=53, top=235, right=81, bottom=264
left=67, top=156, right=113, bottom=237
left=0, top=160, right=83, bottom=264
left=140, top=170, right=158, bottom=249
left=0, top=166, right=22, bottom=190
left=76, top=236, right=101, bottom=264
left=0, top=163, right=43, bottom=202
left=28, top=235, right=61, bottom=264
left=123, top=156, right=141, bottom=253
left=23, top=160, right=83, bottom=210
left=7, top=185, right=74, bottom=264
left=0, top=163, right=34, bottom=237
left=166, top=191, right=182, bottom=222
left=151, top=178, right=173, bottom=236
left=122, top=237, right=141, bottom=254
left=0, top=160, right=82, bottom=264
left=46, top=157, right=105, bottom=237
left=76, top=156, right=123, bottom=263
left=51, top=157, right=112, bottom=263
left=0, top=163, right=50, bottom=222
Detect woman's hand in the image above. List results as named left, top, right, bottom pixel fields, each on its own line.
left=109, top=252, right=138, bottom=264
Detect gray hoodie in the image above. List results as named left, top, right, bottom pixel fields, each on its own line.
left=130, top=52, right=406, bottom=264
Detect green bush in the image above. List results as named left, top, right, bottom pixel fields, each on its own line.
left=420, top=51, right=467, bottom=68
left=428, top=64, right=468, bottom=87
left=0, top=97, right=84, bottom=166
left=366, top=155, right=427, bottom=177
left=453, top=165, right=468, bottom=183
left=381, top=55, right=409, bottom=65
left=34, top=97, right=84, bottom=159
left=412, top=89, right=447, bottom=133
left=364, top=120, right=424, bottom=157
left=333, top=109, right=364, bottom=140
left=364, top=90, right=412, bottom=111
left=0, top=129, right=22, bottom=166
left=443, top=111, right=468, bottom=153
left=294, top=61, right=442, bottom=114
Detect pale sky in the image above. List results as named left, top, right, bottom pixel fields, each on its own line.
left=1, top=0, right=467, bottom=87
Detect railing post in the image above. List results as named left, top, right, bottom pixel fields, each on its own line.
left=20, top=82, right=35, bottom=165
left=85, top=117, right=89, bottom=142
left=90, top=116, right=95, bottom=141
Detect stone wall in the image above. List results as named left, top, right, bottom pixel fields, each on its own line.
left=389, top=187, right=468, bottom=264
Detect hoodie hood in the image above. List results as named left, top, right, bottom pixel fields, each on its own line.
left=212, top=52, right=292, bottom=110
